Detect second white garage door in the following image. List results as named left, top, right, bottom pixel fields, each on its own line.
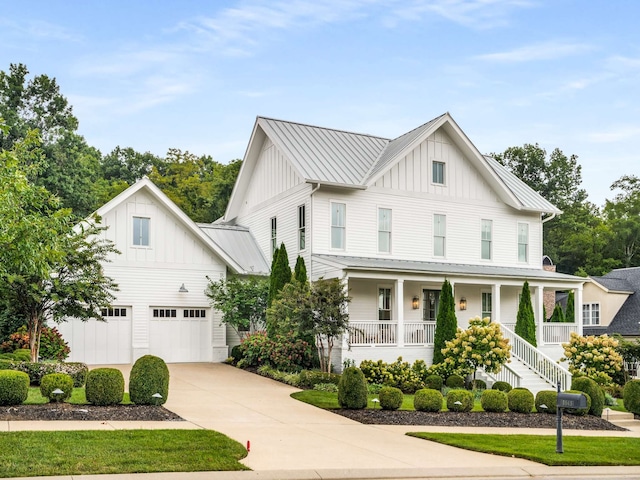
left=149, top=307, right=212, bottom=363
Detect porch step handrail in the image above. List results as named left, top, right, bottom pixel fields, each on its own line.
left=482, top=363, right=522, bottom=389
left=500, top=323, right=572, bottom=390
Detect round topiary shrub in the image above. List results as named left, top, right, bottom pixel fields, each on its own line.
left=129, top=355, right=170, bottom=405
left=563, top=389, right=591, bottom=416
left=379, top=386, right=403, bottom=410
left=414, top=388, right=443, bottom=412
left=507, top=388, right=534, bottom=413
left=338, top=367, right=368, bottom=409
left=445, top=374, right=465, bottom=389
left=467, top=379, right=486, bottom=390
left=492, top=381, right=512, bottom=392
left=12, top=349, right=31, bottom=362
left=425, top=375, right=443, bottom=391
left=481, top=389, right=508, bottom=412
left=446, top=389, right=474, bottom=412
left=40, top=373, right=73, bottom=403
left=0, top=370, right=29, bottom=405
left=624, top=379, right=640, bottom=415
left=571, top=376, right=605, bottom=417
left=535, top=390, right=557, bottom=414
left=85, top=368, right=124, bottom=406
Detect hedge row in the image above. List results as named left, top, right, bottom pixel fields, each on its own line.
left=0, top=360, right=88, bottom=387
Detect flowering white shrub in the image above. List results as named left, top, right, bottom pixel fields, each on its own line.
left=560, top=332, right=623, bottom=385
left=441, top=317, right=511, bottom=377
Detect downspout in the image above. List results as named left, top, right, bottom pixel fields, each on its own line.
left=540, top=212, right=557, bottom=263
left=309, top=182, right=321, bottom=280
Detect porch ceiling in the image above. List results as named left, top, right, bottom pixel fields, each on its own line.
left=313, top=254, right=585, bottom=284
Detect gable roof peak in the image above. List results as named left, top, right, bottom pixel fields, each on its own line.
left=257, top=116, right=390, bottom=142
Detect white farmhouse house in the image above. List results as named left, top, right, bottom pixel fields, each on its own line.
left=222, top=112, right=586, bottom=391
left=59, top=178, right=269, bottom=364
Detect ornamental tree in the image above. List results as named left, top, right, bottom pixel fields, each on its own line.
left=515, top=281, right=536, bottom=346
left=560, top=332, right=623, bottom=385
left=565, top=290, right=575, bottom=322
left=294, top=255, right=308, bottom=285
left=268, top=243, right=291, bottom=309
left=441, top=317, right=511, bottom=380
left=433, top=279, right=457, bottom=364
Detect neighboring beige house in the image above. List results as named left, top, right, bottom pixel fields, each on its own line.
left=221, top=112, right=586, bottom=391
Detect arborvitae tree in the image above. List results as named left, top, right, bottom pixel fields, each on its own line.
left=515, top=281, right=537, bottom=346
left=550, top=303, right=565, bottom=323
left=294, top=255, right=308, bottom=286
left=433, top=279, right=458, bottom=364
left=565, top=290, right=575, bottom=323
left=268, top=243, right=291, bottom=309
left=267, top=246, right=280, bottom=307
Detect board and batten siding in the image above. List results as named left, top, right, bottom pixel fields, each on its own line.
left=312, top=187, right=542, bottom=268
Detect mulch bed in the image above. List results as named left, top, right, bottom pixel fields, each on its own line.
left=0, top=404, right=184, bottom=421
left=334, top=409, right=627, bottom=431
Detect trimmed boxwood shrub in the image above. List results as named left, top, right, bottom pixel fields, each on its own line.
left=492, top=381, right=512, bottom=392
left=12, top=349, right=31, bottom=362
left=563, top=389, right=591, bottom=416
left=379, top=386, right=403, bottom=410
left=299, top=370, right=341, bottom=388
left=338, top=367, right=368, bottom=409
left=571, top=376, right=605, bottom=417
left=0, top=360, right=13, bottom=370
left=507, top=387, right=534, bottom=413
left=535, top=390, right=557, bottom=414
left=129, top=355, right=170, bottom=405
left=481, top=389, right=508, bottom=412
left=414, top=388, right=443, bottom=412
left=40, top=373, right=73, bottom=403
left=0, top=370, right=29, bottom=405
left=446, top=389, right=473, bottom=412
left=425, top=375, right=443, bottom=391
left=445, top=374, right=465, bottom=389
left=86, top=368, right=124, bottom=406
left=467, top=379, right=486, bottom=390
left=624, top=379, right=640, bottom=415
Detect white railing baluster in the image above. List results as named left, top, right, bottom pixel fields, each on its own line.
left=542, top=323, right=577, bottom=344
left=348, top=321, right=398, bottom=346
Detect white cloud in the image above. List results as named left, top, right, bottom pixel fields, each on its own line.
left=475, top=41, right=592, bottom=63
left=0, top=18, right=81, bottom=42
left=586, top=126, right=640, bottom=144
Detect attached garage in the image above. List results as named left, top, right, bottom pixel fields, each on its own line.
left=149, top=307, right=212, bottom=363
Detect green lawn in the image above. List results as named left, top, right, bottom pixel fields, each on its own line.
left=25, top=387, right=132, bottom=404
left=408, top=432, right=640, bottom=466
left=0, top=430, right=249, bottom=478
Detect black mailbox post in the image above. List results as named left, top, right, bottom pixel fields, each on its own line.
left=555, top=383, right=588, bottom=453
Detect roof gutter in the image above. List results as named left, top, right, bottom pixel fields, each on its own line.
left=542, top=212, right=557, bottom=224
left=305, top=180, right=367, bottom=190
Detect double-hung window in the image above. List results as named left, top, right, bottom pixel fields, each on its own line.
left=423, top=289, right=440, bottom=322
left=433, top=161, right=445, bottom=185
left=481, top=219, right=492, bottom=260
left=583, top=303, right=600, bottom=325
left=433, top=214, right=446, bottom=257
left=482, top=292, right=492, bottom=320
left=331, top=202, right=346, bottom=250
left=270, top=217, right=277, bottom=255
left=298, top=205, right=306, bottom=251
left=133, top=217, right=150, bottom=246
left=378, top=208, right=392, bottom=253
left=518, top=223, right=529, bottom=262
left=378, top=287, right=391, bottom=321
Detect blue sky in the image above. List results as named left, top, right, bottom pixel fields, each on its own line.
left=1, top=1, right=638, bottom=207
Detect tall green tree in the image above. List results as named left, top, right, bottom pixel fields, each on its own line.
left=549, top=303, right=565, bottom=323
left=603, top=175, right=640, bottom=268
left=433, top=279, right=457, bottom=365
left=565, top=290, right=575, bottom=323
left=294, top=255, right=308, bottom=285
left=0, top=129, right=118, bottom=361
left=515, top=281, right=536, bottom=347
left=267, top=243, right=292, bottom=313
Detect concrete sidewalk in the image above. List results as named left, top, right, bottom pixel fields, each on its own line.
left=3, top=363, right=640, bottom=479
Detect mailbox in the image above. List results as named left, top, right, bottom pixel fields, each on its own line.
left=557, top=392, right=587, bottom=409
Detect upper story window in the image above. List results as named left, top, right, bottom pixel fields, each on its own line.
left=298, top=205, right=306, bottom=251
left=518, top=223, right=529, bottom=262
left=481, top=219, right=492, bottom=260
left=133, top=217, right=150, bottom=246
left=433, top=214, right=446, bottom=257
left=378, top=208, right=392, bottom=253
left=270, top=217, right=277, bottom=255
left=583, top=303, right=600, bottom=325
left=433, top=161, right=445, bottom=185
left=378, top=287, right=391, bottom=321
left=331, top=202, right=346, bottom=250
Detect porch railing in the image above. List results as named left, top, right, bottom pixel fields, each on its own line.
left=500, top=324, right=572, bottom=390
left=483, top=363, right=522, bottom=389
left=543, top=323, right=577, bottom=344
left=348, top=321, right=436, bottom=346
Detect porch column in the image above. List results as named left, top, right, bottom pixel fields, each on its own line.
left=492, top=283, right=501, bottom=323
left=534, top=285, right=544, bottom=346
left=576, top=285, right=583, bottom=336
left=396, top=279, right=404, bottom=347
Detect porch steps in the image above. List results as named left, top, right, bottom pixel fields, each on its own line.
left=601, top=409, right=637, bottom=428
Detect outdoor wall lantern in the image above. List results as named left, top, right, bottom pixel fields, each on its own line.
left=459, top=297, right=467, bottom=311
left=179, top=283, right=189, bottom=293
left=412, top=296, right=419, bottom=309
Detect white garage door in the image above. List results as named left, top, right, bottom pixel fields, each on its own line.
left=59, top=307, right=132, bottom=364
left=149, top=307, right=212, bottom=363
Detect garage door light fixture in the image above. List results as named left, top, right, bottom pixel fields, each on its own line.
left=179, top=283, right=189, bottom=293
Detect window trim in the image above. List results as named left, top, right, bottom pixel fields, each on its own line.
left=330, top=201, right=346, bottom=251
left=132, top=216, right=151, bottom=247
left=481, top=219, right=492, bottom=261
left=298, top=204, right=306, bottom=252
left=422, top=288, right=440, bottom=322
left=481, top=291, right=492, bottom=321
left=377, top=207, right=392, bottom=254
left=433, top=213, right=446, bottom=258
left=270, top=216, right=277, bottom=256
left=517, top=222, right=529, bottom=263
left=432, top=160, right=446, bottom=185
